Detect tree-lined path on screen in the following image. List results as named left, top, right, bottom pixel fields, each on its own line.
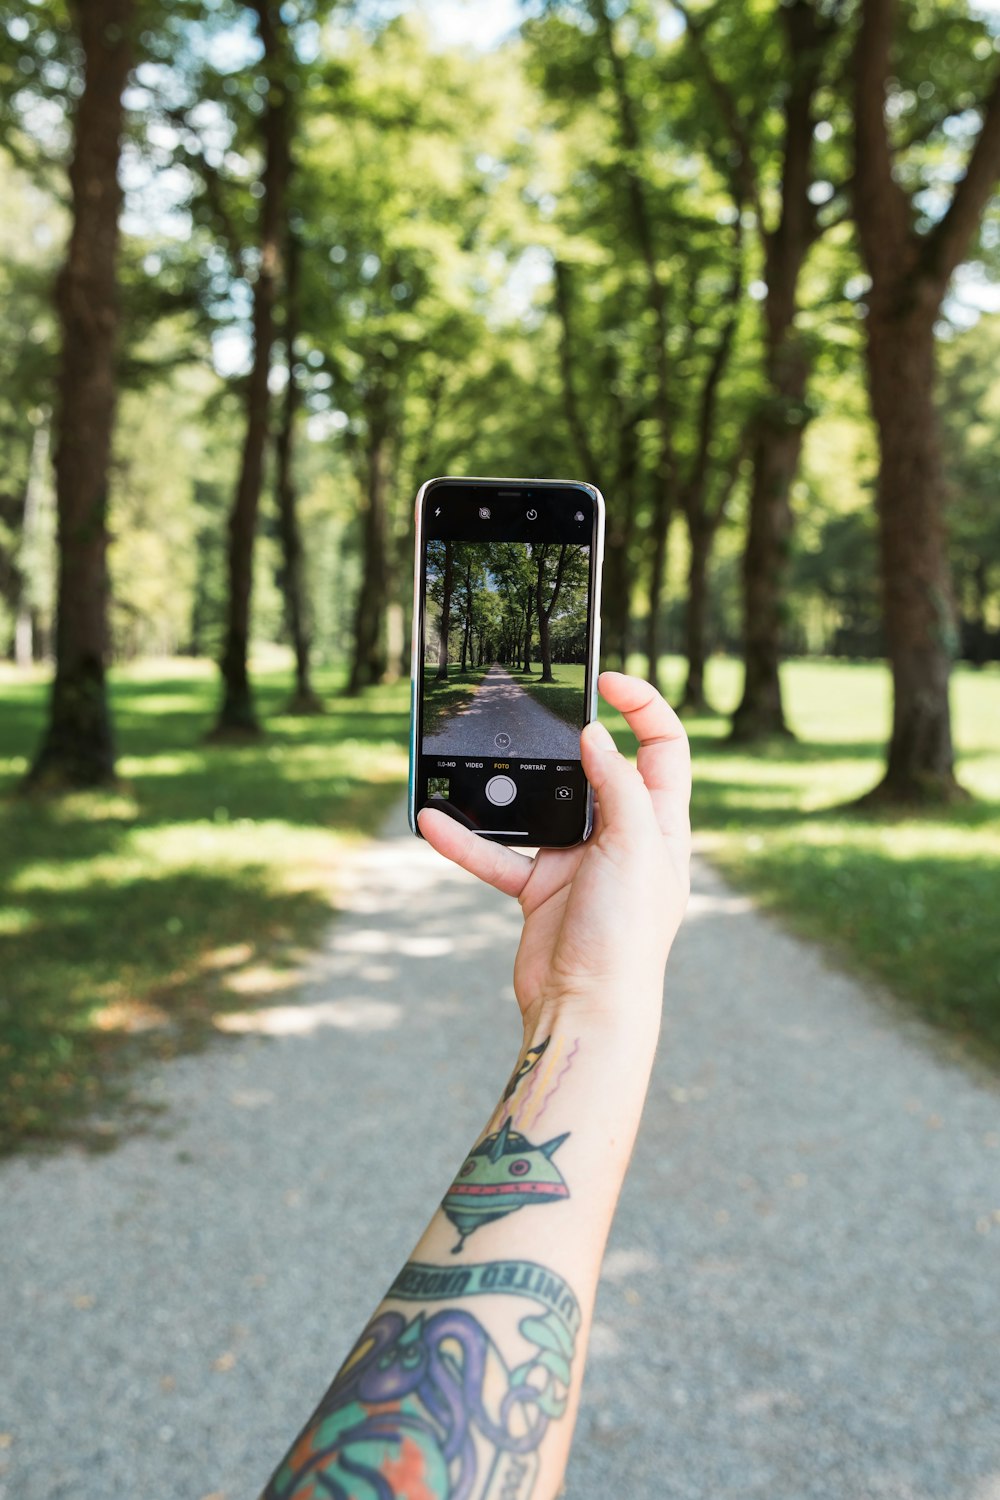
left=424, top=664, right=582, bottom=759
left=1, top=803, right=998, bottom=1500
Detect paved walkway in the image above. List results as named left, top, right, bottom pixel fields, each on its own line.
left=423, top=663, right=581, bottom=758
left=2, top=805, right=999, bottom=1500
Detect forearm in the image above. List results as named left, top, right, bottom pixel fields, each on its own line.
left=261, top=999, right=661, bottom=1500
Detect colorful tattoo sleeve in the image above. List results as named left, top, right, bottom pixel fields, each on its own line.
left=261, top=1038, right=584, bottom=1500
left=262, top=1258, right=581, bottom=1500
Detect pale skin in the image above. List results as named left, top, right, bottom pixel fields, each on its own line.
left=260, top=672, right=691, bottom=1500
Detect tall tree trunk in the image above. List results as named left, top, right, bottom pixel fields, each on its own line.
left=25, top=0, right=132, bottom=789
left=15, top=419, right=50, bottom=669
left=681, top=519, right=713, bottom=712
left=553, top=257, right=639, bottom=672
left=602, top=413, right=639, bottom=672
left=853, top=0, right=1000, bottom=800
left=436, top=540, right=454, bottom=679
left=460, top=563, right=473, bottom=674
left=730, top=361, right=805, bottom=740
left=591, top=0, right=676, bottom=691
left=729, top=0, right=827, bottom=741
left=274, top=229, right=320, bottom=713
left=347, top=409, right=390, bottom=694
left=213, top=1, right=290, bottom=736
left=535, top=543, right=568, bottom=684
left=865, top=306, right=958, bottom=793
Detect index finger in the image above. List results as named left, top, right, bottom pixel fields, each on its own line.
left=597, top=671, right=691, bottom=840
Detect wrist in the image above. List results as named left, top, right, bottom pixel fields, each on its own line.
left=520, top=986, right=663, bottom=1058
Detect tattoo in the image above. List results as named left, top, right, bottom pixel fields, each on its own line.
left=442, top=1037, right=579, bottom=1254
left=501, top=1040, right=549, bottom=1102
left=263, top=1259, right=581, bottom=1500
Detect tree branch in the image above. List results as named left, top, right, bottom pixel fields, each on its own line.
left=921, top=64, right=1000, bottom=286
left=672, top=0, right=767, bottom=236
left=552, top=260, right=604, bottom=490
left=852, top=0, right=913, bottom=275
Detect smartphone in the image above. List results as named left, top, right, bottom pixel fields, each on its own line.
left=409, top=476, right=605, bottom=848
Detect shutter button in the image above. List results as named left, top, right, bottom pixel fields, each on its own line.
left=485, top=775, right=517, bottom=807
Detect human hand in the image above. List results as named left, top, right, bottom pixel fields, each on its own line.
left=417, top=672, right=691, bottom=1036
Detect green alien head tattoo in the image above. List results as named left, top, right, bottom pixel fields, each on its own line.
left=443, top=1116, right=570, bottom=1253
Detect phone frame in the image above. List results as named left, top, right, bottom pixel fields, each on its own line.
left=408, top=475, right=605, bottom=846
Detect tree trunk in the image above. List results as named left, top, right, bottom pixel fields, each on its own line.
left=460, top=564, right=473, bottom=674
left=535, top=543, right=568, bottom=683
left=728, top=0, right=828, bottom=742
left=679, top=519, right=712, bottom=713
left=275, top=228, right=321, bottom=714
left=851, top=0, right=1000, bottom=800
left=729, top=376, right=804, bottom=740
left=212, top=2, right=290, bottom=737
left=25, top=0, right=131, bottom=789
left=347, top=412, right=390, bottom=693
left=14, top=420, right=50, bottom=669
left=602, top=418, right=639, bottom=672
left=436, top=541, right=454, bottom=679
left=863, top=304, right=960, bottom=799
left=592, top=0, right=676, bottom=692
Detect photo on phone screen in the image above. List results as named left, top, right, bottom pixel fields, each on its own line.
left=409, top=477, right=604, bottom=847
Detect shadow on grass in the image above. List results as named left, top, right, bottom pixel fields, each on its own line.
left=0, top=663, right=412, bottom=1153
left=0, top=865, right=336, bottom=1154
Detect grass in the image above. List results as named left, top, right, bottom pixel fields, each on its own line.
left=421, top=666, right=489, bottom=735
left=0, top=656, right=410, bottom=1153
left=608, top=656, right=1000, bottom=1068
left=1, top=652, right=997, bottom=1153
left=518, top=662, right=587, bottom=728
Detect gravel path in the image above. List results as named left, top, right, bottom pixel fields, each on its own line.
left=2, top=804, right=999, bottom=1500
left=423, top=663, right=581, bottom=758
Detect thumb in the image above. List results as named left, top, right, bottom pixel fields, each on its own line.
left=581, top=719, right=654, bottom=839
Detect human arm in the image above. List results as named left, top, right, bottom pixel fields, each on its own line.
left=259, top=671, right=691, bottom=1500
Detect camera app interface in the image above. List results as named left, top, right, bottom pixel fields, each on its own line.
left=418, top=486, right=595, bottom=845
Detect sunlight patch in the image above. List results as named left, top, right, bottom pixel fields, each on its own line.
left=214, top=997, right=402, bottom=1036
left=92, top=999, right=170, bottom=1034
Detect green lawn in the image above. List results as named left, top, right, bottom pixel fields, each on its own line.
left=421, top=666, right=489, bottom=735
left=0, top=658, right=409, bottom=1152
left=611, top=656, right=1000, bottom=1067
left=1, top=652, right=997, bottom=1153
left=518, top=662, right=587, bottom=728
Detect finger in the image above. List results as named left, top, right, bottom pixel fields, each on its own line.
left=580, top=718, right=656, bottom=844
left=417, top=806, right=535, bottom=898
left=597, top=671, right=691, bottom=839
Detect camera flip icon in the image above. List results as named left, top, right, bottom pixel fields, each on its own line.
left=555, top=785, right=574, bottom=801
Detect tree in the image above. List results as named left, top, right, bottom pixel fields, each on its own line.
left=436, top=540, right=455, bottom=679
left=679, top=0, right=847, bottom=738
left=275, top=224, right=322, bottom=713
left=25, top=0, right=133, bottom=788
left=210, top=0, right=293, bottom=736
left=533, top=542, right=570, bottom=682
left=527, top=2, right=755, bottom=686
left=852, top=0, right=1000, bottom=800
left=938, top=315, right=1000, bottom=663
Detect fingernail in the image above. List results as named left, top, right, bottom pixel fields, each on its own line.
left=585, top=719, right=615, bottom=751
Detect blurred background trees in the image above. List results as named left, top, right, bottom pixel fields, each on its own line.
left=1, top=0, right=998, bottom=801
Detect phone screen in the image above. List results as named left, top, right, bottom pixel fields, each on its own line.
left=412, top=478, right=602, bottom=847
